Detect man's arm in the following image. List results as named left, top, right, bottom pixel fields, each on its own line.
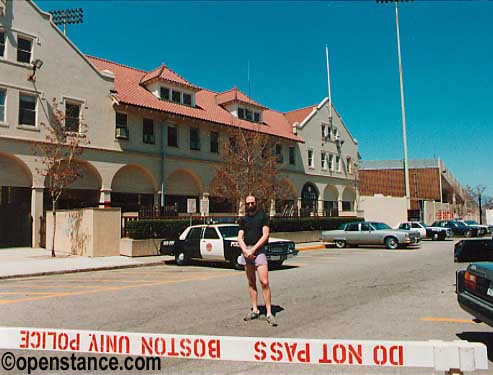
left=249, top=225, right=270, bottom=254
left=238, top=229, right=249, bottom=256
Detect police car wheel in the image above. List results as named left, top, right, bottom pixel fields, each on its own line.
left=432, top=232, right=439, bottom=241
left=175, top=251, right=188, bottom=266
left=269, top=260, right=284, bottom=269
left=229, top=257, right=244, bottom=271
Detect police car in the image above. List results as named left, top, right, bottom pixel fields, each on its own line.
left=160, top=224, right=298, bottom=269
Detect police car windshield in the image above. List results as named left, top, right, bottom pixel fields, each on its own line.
left=218, top=226, right=239, bottom=238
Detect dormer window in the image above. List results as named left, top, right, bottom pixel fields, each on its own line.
left=160, top=87, right=169, bottom=100
left=237, top=106, right=261, bottom=123
left=183, top=93, right=192, bottom=106
left=254, top=112, right=260, bottom=122
left=238, top=108, right=245, bottom=119
left=171, top=90, right=180, bottom=103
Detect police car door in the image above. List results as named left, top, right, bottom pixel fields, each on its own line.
left=200, top=227, right=224, bottom=260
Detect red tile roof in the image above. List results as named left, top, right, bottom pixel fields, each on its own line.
left=215, top=87, right=267, bottom=109
left=140, top=64, right=200, bottom=91
left=87, top=55, right=302, bottom=143
left=284, top=104, right=317, bottom=125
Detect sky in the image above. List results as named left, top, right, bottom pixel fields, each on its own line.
left=36, top=0, right=493, bottom=195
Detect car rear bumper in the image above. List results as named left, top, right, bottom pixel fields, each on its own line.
left=458, top=292, right=493, bottom=328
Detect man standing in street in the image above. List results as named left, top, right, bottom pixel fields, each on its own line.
left=238, top=194, right=277, bottom=326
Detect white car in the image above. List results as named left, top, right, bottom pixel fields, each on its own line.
left=397, top=221, right=453, bottom=241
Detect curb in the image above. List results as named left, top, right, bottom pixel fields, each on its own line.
left=0, top=261, right=166, bottom=281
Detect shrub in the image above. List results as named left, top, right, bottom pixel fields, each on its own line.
left=124, top=216, right=363, bottom=239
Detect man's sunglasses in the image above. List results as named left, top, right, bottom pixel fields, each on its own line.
left=246, top=202, right=256, bottom=206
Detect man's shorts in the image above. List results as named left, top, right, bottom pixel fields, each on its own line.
left=238, top=247, right=268, bottom=267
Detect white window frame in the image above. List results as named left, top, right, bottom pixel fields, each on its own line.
left=17, top=34, right=33, bottom=64
left=0, top=28, right=6, bottom=59
left=18, top=92, right=37, bottom=127
left=336, top=155, right=341, bottom=172
left=347, top=156, right=352, bottom=174
left=288, top=146, right=295, bottom=165
left=0, top=87, right=6, bottom=125
left=321, top=152, right=327, bottom=170
left=328, top=153, right=334, bottom=171
left=332, top=126, right=339, bottom=140
left=171, top=89, right=181, bottom=104
left=307, top=149, right=314, bottom=169
left=65, top=100, right=82, bottom=133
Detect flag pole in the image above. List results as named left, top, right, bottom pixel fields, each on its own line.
left=325, top=45, right=333, bottom=122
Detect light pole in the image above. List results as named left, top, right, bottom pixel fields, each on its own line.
left=377, top=0, right=412, bottom=207
left=49, top=8, right=84, bottom=36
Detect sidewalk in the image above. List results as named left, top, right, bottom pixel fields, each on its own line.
left=0, top=243, right=325, bottom=280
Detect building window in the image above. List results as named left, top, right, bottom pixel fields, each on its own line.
left=336, top=155, right=341, bottom=172
left=321, top=152, right=326, bottom=170
left=289, top=146, right=295, bottom=165
left=143, top=118, right=155, bottom=144
left=190, top=127, right=200, bottom=150
left=168, top=126, right=178, bottom=147
left=17, top=36, right=32, bottom=64
left=183, top=93, right=192, bottom=106
left=307, top=149, right=314, bottom=168
left=18, top=93, right=36, bottom=126
left=245, top=108, right=252, bottom=121
left=342, top=201, right=353, bottom=212
left=254, top=112, right=260, bottom=123
left=115, top=112, right=128, bottom=139
left=321, top=124, right=327, bottom=139
left=65, top=102, right=80, bottom=132
left=210, top=131, right=219, bottom=153
left=332, top=126, right=339, bottom=139
left=160, top=87, right=170, bottom=101
left=328, top=154, right=334, bottom=171
left=346, top=157, right=352, bottom=173
left=238, top=108, right=245, bottom=119
left=171, top=90, right=181, bottom=103
left=0, top=30, right=5, bottom=57
left=0, top=89, right=5, bottom=122
left=275, top=144, right=283, bottom=163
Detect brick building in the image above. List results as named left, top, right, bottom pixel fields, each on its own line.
left=358, top=159, right=469, bottom=222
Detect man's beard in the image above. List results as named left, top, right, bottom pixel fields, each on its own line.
left=247, top=205, right=257, bottom=214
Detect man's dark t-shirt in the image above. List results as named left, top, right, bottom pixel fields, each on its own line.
left=239, top=209, right=270, bottom=247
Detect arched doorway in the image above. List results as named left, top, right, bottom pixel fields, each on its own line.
left=301, top=182, right=319, bottom=216
left=0, top=153, right=32, bottom=247
left=43, top=160, right=102, bottom=211
left=111, top=164, right=158, bottom=214
left=165, top=169, right=201, bottom=214
left=342, top=186, right=356, bottom=212
left=323, top=185, right=339, bottom=216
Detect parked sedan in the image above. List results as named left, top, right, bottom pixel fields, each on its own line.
left=160, top=224, right=298, bottom=269
left=431, top=220, right=483, bottom=238
left=455, top=239, right=493, bottom=328
left=321, top=221, right=420, bottom=249
left=462, top=220, right=490, bottom=235
left=397, top=221, right=453, bottom=241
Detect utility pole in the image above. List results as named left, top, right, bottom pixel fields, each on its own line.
left=377, top=0, right=413, bottom=209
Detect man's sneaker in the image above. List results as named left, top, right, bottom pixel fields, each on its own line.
left=244, top=309, right=260, bottom=321
left=266, top=314, right=278, bottom=326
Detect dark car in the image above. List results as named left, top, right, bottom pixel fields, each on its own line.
left=455, top=239, right=493, bottom=327
left=160, top=224, right=298, bottom=269
left=431, top=220, right=482, bottom=238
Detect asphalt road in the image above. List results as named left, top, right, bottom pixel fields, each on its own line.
left=1, top=238, right=491, bottom=375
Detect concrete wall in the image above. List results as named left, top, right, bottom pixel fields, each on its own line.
left=359, top=195, right=407, bottom=228
left=46, top=208, right=120, bottom=257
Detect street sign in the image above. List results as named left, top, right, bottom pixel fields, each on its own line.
left=187, top=199, right=196, bottom=214
left=200, top=199, right=209, bottom=216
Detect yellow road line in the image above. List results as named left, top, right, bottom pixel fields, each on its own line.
left=0, top=272, right=238, bottom=305
left=297, top=245, right=325, bottom=251
left=421, top=317, right=475, bottom=324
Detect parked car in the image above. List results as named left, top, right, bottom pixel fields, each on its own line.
left=462, top=220, right=491, bottom=234
left=455, top=238, right=493, bottom=327
left=396, top=221, right=452, bottom=241
left=160, top=224, right=298, bottom=269
left=431, top=220, right=483, bottom=238
left=320, top=221, right=420, bottom=249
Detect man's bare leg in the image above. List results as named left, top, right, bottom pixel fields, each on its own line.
left=256, top=264, right=271, bottom=315
left=245, top=264, right=258, bottom=311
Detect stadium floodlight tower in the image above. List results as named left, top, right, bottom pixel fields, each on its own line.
left=49, top=8, right=84, bottom=35
left=376, top=0, right=413, bottom=209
